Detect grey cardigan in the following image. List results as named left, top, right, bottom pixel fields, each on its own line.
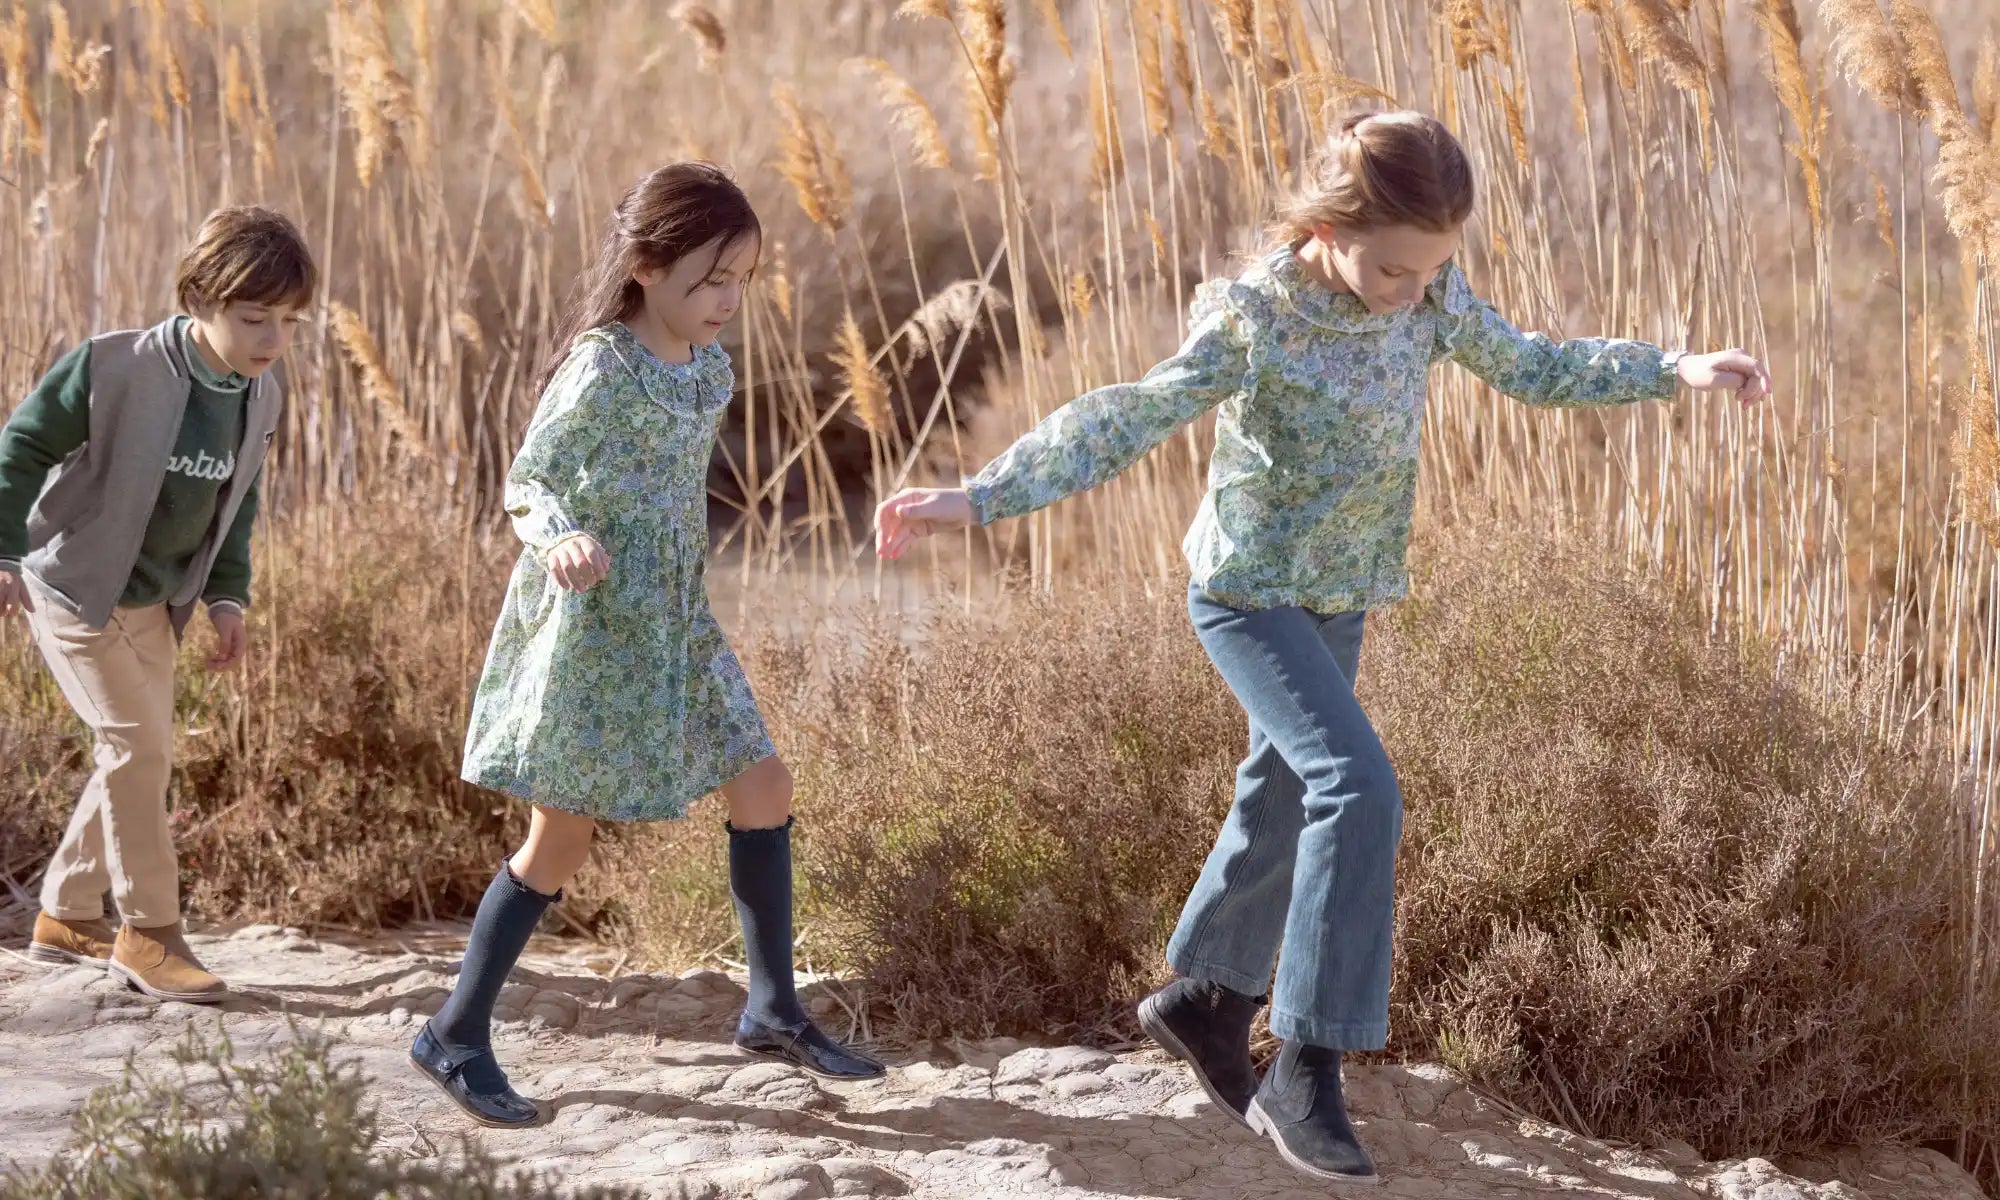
left=14, top=319, right=281, bottom=636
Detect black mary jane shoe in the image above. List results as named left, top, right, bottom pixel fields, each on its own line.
left=409, top=1022, right=542, bottom=1128
left=734, top=1015, right=887, bottom=1081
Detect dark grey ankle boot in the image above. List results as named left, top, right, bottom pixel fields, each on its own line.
left=1246, top=1042, right=1379, bottom=1185
left=1137, top=977, right=1263, bottom=1127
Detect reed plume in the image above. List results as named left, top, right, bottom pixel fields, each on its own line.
left=49, top=4, right=75, bottom=92
left=84, top=116, right=108, bottom=170
left=1199, top=89, right=1233, bottom=159
left=223, top=44, right=251, bottom=132
left=1821, top=0, right=1922, bottom=112
left=1889, top=0, right=1961, bottom=117
left=1933, top=110, right=2000, bottom=261
left=1213, top=0, right=1257, bottom=61
left=898, top=279, right=1005, bottom=358
left=450, top=311, right=486, bottom=356
left=1622, top=0, right=1712, bottom=104
left=963, top=0, right=1011, bottom=180
left=1068, top=272, right=1094, bottom=319
left=1033, top=0, right=1072, bottom=60
left=514, top=0, right=558, bottom=42
left=1136, top=0, right=1172, bottom=136
left=675, top=4, right=727, bottom=72
left=1448, top=0, right=1500, bottom=68
left=1165, top=0, right=1194, bottom=107
left=333, top=0, right=416, bottom=187
left=854, top=57, right=953, bottom=171
left=775, top=85, right=853, bottom=234
left=1950, top=382, right=2000, bottom=550
left=833, top=310, right=891, bottom=437
left=329, top=302, right=427, bottom=459
left=1, top=2, right=42, bottom=157
left=1755, top=0, right=1826, bottom=235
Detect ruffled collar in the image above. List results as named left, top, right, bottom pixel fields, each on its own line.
left=585, top=321, right=731, bottom=409
left=1258, top=242, right=1477, bottom=332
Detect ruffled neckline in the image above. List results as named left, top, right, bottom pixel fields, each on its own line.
left=584, top=321, right=731, bottom=409
left=1257, top=243, right=1477, bottom=333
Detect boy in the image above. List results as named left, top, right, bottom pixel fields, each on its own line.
left=0, top=205, right=316, bottom=1002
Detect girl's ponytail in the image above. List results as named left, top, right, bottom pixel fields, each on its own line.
left=1269, top=111, right=1475, bottom=247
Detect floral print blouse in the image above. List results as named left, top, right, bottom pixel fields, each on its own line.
left=965, top=245, right=1677, bottom=614
left=461, top=323, right=775, bottom=822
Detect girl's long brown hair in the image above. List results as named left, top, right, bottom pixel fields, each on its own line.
left=536, top=161, right=761, bottom=393
left=1269, top=111, right=1475, bottom=245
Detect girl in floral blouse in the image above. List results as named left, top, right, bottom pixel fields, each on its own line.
left=875, top=111, right=1769, bottom=1184
left=414, top=163, right=883, bottom=1130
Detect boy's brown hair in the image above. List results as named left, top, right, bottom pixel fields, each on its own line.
left=174, top=205, right=318, bottom=313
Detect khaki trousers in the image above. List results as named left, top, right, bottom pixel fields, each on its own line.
left=25, top=577, right=180, bottom=927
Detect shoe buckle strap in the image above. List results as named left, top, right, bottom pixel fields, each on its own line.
left=428, top=1035, right=497, bottom=1080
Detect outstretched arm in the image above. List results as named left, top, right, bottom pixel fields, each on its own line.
left=878, top=291, right=1253, bottom=558
left=1435, top=263, right=1770, bottom=407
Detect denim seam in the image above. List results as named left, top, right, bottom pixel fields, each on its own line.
left=1174, top=730, right=1288, bottom=968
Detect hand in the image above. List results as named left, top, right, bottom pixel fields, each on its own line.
left=875, top=488, right=975, bottom=559
left=1676, top=349, right=1772, bottom=405
left=206, top=606, right=248, bottom=672
left=548, top=534, right=611, bottom=592
left=0, top=570, right=33, bottom=618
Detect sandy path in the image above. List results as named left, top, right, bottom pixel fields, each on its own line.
left=0, top=925, right=1984, bottom=1200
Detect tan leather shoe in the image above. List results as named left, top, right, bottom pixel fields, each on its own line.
left=28, top=912, right=116, bottom=969
left=110, top=921, right=228, bottom=1003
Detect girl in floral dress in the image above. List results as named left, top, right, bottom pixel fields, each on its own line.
left=874, top=112, right=1770, bottom=1184
left=414, top=163, right=882, bottom=1129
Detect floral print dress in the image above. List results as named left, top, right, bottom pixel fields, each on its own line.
left=461, top=323, right=774, bottom=822
left=966, top=244, right=1679, bottom=614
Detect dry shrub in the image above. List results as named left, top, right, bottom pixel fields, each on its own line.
left=617, top=814, right=733, bottom=970
left=0, top=1024, right=639, bottom=1199
left=0, top=627, right=90, bottom=873
left=163, top=507, right=513, bottom=928
left=1375, top=530, right=1997, bottom=1160
left=744, top=584, right=1242, bottom=1040
left=0, top=502, right=626, bottom=932
left=735, top=521, right=1995, bottom=1163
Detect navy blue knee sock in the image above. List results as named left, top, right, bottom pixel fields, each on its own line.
left=431, top=863, right=558, bottom=1058
left=729, top=818, right=808, bottom=1030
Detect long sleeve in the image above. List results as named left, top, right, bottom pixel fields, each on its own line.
left=0, top=342, right=92, bottom=569
left=1433, top=263, right=1677, bottom=409
left=202, top=470, right=259, bottom=610
left=505, top=357, right=615, bottom=555
left=966, top=295, right=1253, bottom=525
